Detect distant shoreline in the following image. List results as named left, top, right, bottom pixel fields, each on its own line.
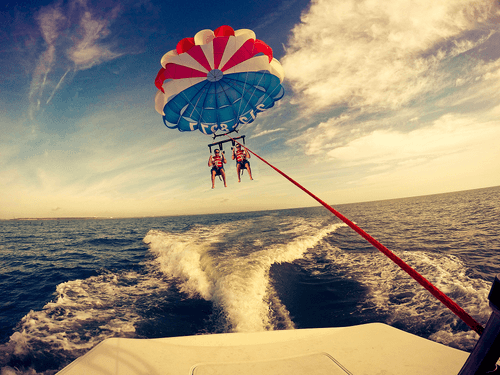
left=6, top=217, right=114, bottom=221
left=3, top=185, right=499, bottom=222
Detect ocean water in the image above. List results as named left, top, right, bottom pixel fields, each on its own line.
left=1, top=186, right=499, bottom=374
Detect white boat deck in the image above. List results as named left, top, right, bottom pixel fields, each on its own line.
left=57, top=323, right=470, bottom=375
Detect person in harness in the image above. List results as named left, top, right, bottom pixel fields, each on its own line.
left=232, top=144, right=253, bottom=182
left=208, top=149, right=227, bottom=189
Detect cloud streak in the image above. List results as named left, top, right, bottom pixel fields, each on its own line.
left=280, top=0, right=500, bottom=176
left=28, top=0, right=123, bottom=120
left=250, top=128, right=285, bottom=138
left=282, top=0, right=500, bottom=113
left=326, top=112, right=500, bottom=166
left=273, top=0, right=500, bottom=203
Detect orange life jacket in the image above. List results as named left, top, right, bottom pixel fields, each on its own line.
left=235, top=149, right=246, bottom=162
left=213, top=154, right=223, bottom=167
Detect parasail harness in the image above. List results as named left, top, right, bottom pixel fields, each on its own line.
left=208, top=132, right=246, bottom=181
left=208, top=133, right=249, bottom=178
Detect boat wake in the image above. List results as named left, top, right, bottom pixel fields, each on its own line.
left=0, top=210, right=493, bottom=374
left=143, top=219, right=345, bottom=332
left=321, top=243, right=491, bottom=350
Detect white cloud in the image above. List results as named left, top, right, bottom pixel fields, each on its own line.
left=326, top=111, right=500, bottom=169
left=279, top=0, right=500, bottom=199
left=67, top=10, right=123, bottom=69
left=287, top=115, right=345, bottom=155
left=28, top=0, right=123, bottom=120
left=37, top=4, right=66, bottom=45
left=250, top=128, right=285, bottom=138
left=282, top=0, right=500, bottom=113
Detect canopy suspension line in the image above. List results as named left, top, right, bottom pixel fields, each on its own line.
left=229, top=136, right=484, bottom=336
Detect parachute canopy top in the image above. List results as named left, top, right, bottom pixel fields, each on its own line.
left=154, top=25, right=285, bottom=136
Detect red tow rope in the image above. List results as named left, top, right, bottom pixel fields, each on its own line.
left=231, top=137, right=484, bottom=336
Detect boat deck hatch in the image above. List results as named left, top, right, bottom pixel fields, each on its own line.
left=191, top=352, right=351, bottom=375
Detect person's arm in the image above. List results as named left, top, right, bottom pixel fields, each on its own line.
left=223, top=154, right=227, bottom=164
left=245, top=149, right=250, bottom=159
left=231, top=148, right=236, bottom=160
left=208, top=155, right=213, bottom=167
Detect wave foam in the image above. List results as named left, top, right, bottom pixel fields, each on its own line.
left=0, top=271, right=172, bottom=374
left=325, top=245, right=490, bottom=350
left=143, top=221, right=345, bottom=333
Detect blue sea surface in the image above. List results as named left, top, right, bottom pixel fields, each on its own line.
left=1, top=186, right=499, bottom=374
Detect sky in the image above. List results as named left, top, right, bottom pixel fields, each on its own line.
left=1, top=0, right=500, bottom=219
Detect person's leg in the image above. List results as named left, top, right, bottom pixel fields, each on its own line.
left=221, top=169, right=227, bottom=187
left=245, top=161, right=253, bottom=180
left=211, top=170, right=216, bottom=188
left=236, top=164, right=241, bottom=182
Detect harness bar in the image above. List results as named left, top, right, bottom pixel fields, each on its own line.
left=208, top=135, right=245, bottom=153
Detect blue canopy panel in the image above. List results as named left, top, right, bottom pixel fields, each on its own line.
left=162, top=71, right=284, bottom=135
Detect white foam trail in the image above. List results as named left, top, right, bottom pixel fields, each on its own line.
left=143, top=226, right=228, bottom=300
left=0, top=270, right=171, bottom=371
left=324, top=245, right=491, bottom=350
left=220, top=223, right=346, bottom=332
left=143, top=221, right=345, bottom=333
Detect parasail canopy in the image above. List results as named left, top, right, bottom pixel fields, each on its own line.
left=154, top=25, right=285, bottom=135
